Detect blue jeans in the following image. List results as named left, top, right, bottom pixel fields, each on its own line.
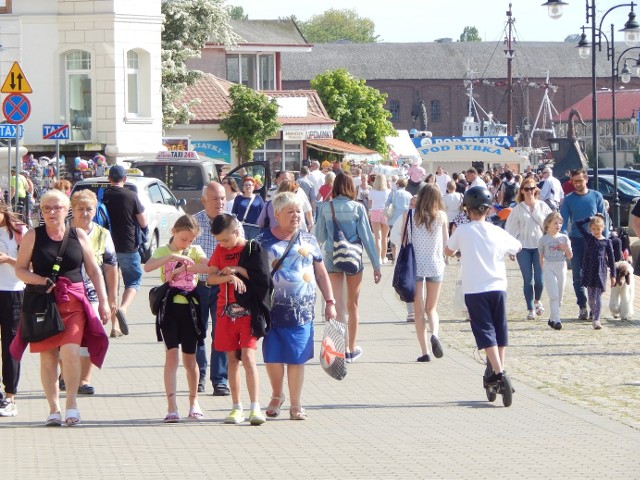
left=516, top=248, right=543, bottom=311
left=195, top=284, right=228, bottom=386
left=570, top=236, right=588, bottom=308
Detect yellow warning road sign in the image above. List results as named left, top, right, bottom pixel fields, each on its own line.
left=1, top=62, right=32, bottom=94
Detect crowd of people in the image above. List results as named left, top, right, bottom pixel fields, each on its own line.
left=0, top=157, right=632, bottom=423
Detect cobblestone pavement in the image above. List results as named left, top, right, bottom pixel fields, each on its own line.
left=1, top=261, right=639, bottom=478
left=436, top=259, right=640, bottom=431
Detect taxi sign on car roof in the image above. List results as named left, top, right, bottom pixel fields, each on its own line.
left=155, top=150, right=200, bottom=160
left=127, top=167, right=144, bottom=176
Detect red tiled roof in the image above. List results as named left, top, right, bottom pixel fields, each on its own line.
left=179, top=75, right=334, bottom=126
left=554, top=89, right=640, bottom=122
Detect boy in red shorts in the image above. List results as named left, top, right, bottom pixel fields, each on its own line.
left=207, top=214, right=265, bottom=425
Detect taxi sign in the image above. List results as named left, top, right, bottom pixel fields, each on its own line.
left=126, top=167, right=144, bottom=176
left=155, top=150, right=200, bottom=160
left=1, top=62, right=32, bottom=94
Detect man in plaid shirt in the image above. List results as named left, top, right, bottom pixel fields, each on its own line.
left=193, top=181, right=245, bottom=396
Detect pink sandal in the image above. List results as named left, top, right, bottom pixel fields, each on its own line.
left=164, top=412, right=180, bottom=423
left=188, top=407, right=204, bottom=420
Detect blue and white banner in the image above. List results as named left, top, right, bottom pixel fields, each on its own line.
left=412, top=136, right=515, bottom=149
left=191, top=140, right=232, bottom=164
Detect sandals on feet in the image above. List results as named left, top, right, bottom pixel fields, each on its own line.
left=289, top=405, right=307, bottom=421
left=46, top=411, right=62, bottom=427
left=116, top=309, right=129, bottom=335
left=164, top=412, right=180, bottom=423
left=65, top=408, right=81, bottom=426
left=188, top=407, right=204, bottom=420
left=265, top=395, right=285, bottom=418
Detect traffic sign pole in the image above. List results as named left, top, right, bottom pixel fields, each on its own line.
left=56, top=140, right=60, bottom=181
left=13, top=122, right=18, bottom=215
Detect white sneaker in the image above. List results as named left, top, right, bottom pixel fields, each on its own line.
left=535, top=302, right=545, bottom=316
left=526, top=310, right=535, bottom=320
left=0, top=400, right=17, bottom=417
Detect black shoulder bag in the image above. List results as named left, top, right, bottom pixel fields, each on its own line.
left=21, top=227, right=71, bottom=343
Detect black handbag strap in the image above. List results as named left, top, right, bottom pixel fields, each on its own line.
left=271, top=229, right=300, bottom=276
left=401, top=209, right=413, bottom=246
left=51, top=225, right=72, bottom=281
left=329, top=200, right=345, bottom=233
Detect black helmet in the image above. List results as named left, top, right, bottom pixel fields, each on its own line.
left=463, top=186, right=493, bottom=211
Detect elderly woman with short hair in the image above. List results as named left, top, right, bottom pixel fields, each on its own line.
left=256, top=192, right=336, bottom=421
left=12, top=189, right=110, bottom=426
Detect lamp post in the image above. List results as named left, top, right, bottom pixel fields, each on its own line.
left=542, top=1, right=640, bottom=194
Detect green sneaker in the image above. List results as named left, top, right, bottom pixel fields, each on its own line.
left=224, top=408, right=245, bottom=424
left=249, top=410, right=266, bottom=426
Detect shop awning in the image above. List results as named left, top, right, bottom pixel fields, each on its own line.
left=306, top=138, right=382, bottom=163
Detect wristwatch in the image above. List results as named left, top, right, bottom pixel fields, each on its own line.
left=325, top=299, right=336, bottom=305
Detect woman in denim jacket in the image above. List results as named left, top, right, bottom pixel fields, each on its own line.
left=316, top=173, right=382, bottom=363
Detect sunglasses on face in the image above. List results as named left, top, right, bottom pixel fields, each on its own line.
left=523, top=187, right=536, bottom=192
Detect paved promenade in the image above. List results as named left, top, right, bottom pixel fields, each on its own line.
left=2, top=258, right=640, bottom=479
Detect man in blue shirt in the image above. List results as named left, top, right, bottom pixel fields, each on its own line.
left=560, top=168, right=606, bottom=320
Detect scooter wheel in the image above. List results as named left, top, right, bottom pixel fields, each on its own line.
left=501, top=373, right=514, bottom=407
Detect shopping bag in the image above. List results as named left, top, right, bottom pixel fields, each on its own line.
left=319, top=319, right=347, bottom=380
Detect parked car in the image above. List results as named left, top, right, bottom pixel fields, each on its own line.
left=588, top=168, right=640, bottom=184
left=131, top=151, right=271, bottom=214
left=560, top=174, right=640, bottom=226
left=71, top=170, right=186, bottom=260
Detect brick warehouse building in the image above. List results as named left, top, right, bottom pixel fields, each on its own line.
left=280, top=41, right=640, bottom=150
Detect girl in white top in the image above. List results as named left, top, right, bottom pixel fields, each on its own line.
left=368, top=174, right=391, bottom=264
left=504, top=176, right=552, bottom=320
left=443, top=180, right=463, bottom=234
left=0, top=203, right=27, bottom=417
left=406, top=184, right=448, bottom=362
left=538, top=212, right=573, bottom=330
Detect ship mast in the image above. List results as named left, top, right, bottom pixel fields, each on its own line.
left=504, top=3, right=515, bottom=137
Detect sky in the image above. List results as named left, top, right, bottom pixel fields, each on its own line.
left=227, top=0, right=637, bottom=44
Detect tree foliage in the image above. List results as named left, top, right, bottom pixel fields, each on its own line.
left=459, top=26, right=481, bottom=42
left=219, top=85, right=281, bottom=162
left=311, top=69, right=396, bottom=154
left=161, top=0, right=239, bottom=129
left=298, top=9, right=378, bottom=43
left=226, top=5, right=248, bottom=20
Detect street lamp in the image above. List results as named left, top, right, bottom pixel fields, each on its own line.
left=541, top=1, right=640, bottom=195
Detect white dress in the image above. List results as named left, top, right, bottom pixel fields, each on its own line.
left=411, top=210, right=446, bottom=279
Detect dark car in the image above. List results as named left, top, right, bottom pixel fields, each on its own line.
left=561, top=174, right=640, bottom=226
left=588, top=168, right=640, bottom=184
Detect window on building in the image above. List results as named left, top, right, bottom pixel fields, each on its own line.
left=388, top=100, right=400, bottom=122
left=0, top=0, right=11, bottom=14
left=431, top=100, right=441, bottom=123
left=125, top=49, right=151, bottom=120
left=126, top=51, right=139, bottom=115
left=64, top=50, right=92, bottom=142
left=226, top=53, right=275, bottom=90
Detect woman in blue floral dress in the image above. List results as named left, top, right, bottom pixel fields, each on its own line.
left=256, top=192, right=336, bottom=420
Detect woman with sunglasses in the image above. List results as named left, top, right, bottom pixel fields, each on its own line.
left=505, top=177, right=552, bottom=320
left=231, top=177, right=265, bottom=240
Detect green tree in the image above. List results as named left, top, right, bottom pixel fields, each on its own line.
left=219, top=84, right=281, bottom=162
left=226, top=5, right=248, bottom=20
left=298, top=9, right=378, bottom=43
left=459, top=26, right=482, bottom=42
left=161, top=0, right=239, bottom=129
left=311, top=69, right=396, bottom=154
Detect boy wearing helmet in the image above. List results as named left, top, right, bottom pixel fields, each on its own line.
left=444, top=186, right=522, bottom=406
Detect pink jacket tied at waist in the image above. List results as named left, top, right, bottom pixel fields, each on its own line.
left=10, top=277, right=109, bottom=368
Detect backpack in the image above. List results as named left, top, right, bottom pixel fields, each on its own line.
left=94, top=187, right=111, bottom=230
left=502, top=182, right=516, bottom=206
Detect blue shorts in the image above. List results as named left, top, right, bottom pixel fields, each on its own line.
left=464, top=291, right=508, bottom=350
left=117, top=251, right=143, bottom=291
left=417, top=275, right=443, bottom=283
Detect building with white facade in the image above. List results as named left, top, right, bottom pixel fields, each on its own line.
left=0, top=0, right=163, bottom=164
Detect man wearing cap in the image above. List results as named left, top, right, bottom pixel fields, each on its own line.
left=103, top=165, right=147, bottom=337
left=539, top=167, right=564, bottom=211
